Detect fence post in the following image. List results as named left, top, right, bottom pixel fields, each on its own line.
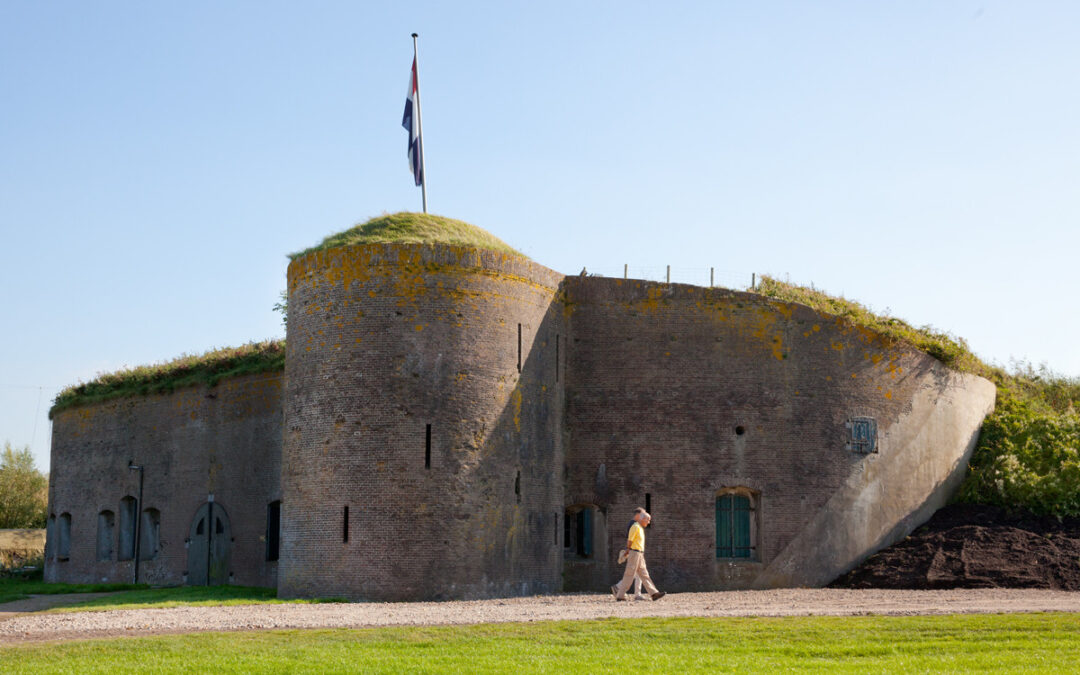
left=710, top=267, right=714, bottom=287
left=666, top=265, right=670, bottom=283
left=623, top=264, right=628, bottom=279
left=752, top=273, right=756, bottom=290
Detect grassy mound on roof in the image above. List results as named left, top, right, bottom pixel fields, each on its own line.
left=753, top=275, right=1080, bottom=517
left=49, top=340, right=285, bottom=418
left=752, top=275, right=985, bottom=374
left=290, top=212, right=524, bottom=260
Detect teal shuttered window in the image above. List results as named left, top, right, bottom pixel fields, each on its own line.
left=716, top=494, right=753, bottom=558
left=577, top=508, right=592, bottom=557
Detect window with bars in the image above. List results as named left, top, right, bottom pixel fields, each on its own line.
left=716, top=493, right=755, bottom=559
left=848, top=417, right=878, bottom=454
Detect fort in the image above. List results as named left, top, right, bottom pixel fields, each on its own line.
left=44, top=213, right=996, bottom=600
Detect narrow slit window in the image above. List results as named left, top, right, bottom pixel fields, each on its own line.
left=517, top=324, right=522, bottom=372
left=266, top=501, right=281, bottom=562
left=555, top=335, right=560, bottom=382
left=515, top=470, right=521, bottom=503
left=343, top=505, right=349, bottom=543
left=425, top=424, right=432, bottom=469
left=645, top=493, right=651, bottom=514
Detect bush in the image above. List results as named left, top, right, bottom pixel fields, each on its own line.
left=956, top=364, right=1080, bottom=517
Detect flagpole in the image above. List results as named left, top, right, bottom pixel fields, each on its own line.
left=411, top=33, right=428, bottom=213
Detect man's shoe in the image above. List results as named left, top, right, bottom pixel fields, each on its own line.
left=651, top=591, right=666, bottom=601
left=615, top=596, right=627, bottom=601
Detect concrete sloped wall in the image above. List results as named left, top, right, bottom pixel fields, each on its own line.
left=760, top=370, right=995, bottom=586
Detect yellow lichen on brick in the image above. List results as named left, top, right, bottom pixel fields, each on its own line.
left=771, top=334, right=784, bottom=361
left=512, top=389, right=522, bottom=432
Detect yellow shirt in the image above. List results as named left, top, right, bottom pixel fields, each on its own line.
left=628, top=522, right=645, bottom=552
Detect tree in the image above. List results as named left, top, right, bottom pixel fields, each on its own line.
left=272, top=289, right=288, bottom=329
left=0, top=442, right=48, bottom=529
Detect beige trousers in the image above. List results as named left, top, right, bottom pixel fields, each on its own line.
left=615, top=550, right=658, bottom=599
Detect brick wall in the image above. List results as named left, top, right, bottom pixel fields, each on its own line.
left=562, top=277, right=994, bottom=591
left=45, top=373, right=282, bottom=587
left=45, top=247, right=995, bottom=599
left=280, top=244, right=566, bottom=600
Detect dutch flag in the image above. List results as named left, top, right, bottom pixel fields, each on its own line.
left=402, top=57, right=423, bottom=187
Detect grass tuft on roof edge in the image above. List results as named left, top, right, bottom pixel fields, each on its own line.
left=49, top=340, right=285, bottom=418
left=289, top=212, right=525, bottom=260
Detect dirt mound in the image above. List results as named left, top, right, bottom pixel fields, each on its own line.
left=831, top=504, right=1080, bottom=590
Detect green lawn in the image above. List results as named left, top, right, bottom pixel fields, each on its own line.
left=0, top=580, right=341, bottom=612
left=46, top=585, right=344, bottom=612
left=3, top=613, right=1079, bottom=673
left=0, top=579, right=144, bottom=605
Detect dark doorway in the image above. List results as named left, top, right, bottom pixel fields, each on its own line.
left=187, top=501, right=232, bottom=585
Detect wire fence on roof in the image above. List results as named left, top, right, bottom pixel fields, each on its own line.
left=581, top=265, right=759, bottom=291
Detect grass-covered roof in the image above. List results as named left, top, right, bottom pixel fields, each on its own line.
left=290, top=212, right=524, bottom=260
left=49, top=340, right=285, bottom=418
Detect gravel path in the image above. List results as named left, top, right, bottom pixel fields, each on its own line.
left=2, top=588, right=1079, bottom=645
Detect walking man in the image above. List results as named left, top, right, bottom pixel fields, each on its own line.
left=612, top=509, right=665, bottom=601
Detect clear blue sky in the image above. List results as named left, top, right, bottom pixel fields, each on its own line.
left=3, top=2, right=1078, bottom=472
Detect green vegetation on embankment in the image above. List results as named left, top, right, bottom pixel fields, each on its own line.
left=0, top=578, right=145, bottom=605
left=289, top=212, right=525, bottom=260
left=49, top=340, right=285, bottom=418
left=3, top=614, right=1080, bottom=672
left=755, top=276, right=1080, bottom=517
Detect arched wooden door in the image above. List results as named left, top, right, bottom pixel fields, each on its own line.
left=187, top=501, right=232, bottom=585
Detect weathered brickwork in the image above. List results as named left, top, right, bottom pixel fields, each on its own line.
left=561, top=277, right=995, bottom=590
left=45, top=374, right=282, bottom=587
left=45, top=242, right=995, bottom=598
left=280, top=244, right=565, bottom=600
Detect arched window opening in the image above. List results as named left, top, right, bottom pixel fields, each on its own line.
left=57, top=513, right=72, bottom=561
left=140, top=508, right=161, bottom=560
left=97, top=510, right=115, bottom=561
left=716, top=488, right=759, bottom=560
left=118, top=496, right=137, bottom=561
